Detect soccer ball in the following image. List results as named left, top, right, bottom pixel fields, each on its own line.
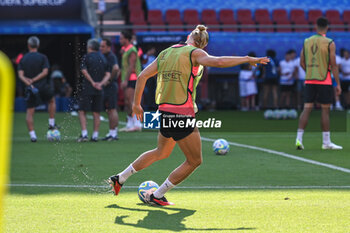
left=264, top=109, right=274, bottom=119
left=138, top=181, right=159, bottom=203
left=280, top=109, right=288, bottom=120
left=212, top=139, right=230, bottom=155
left=47, top=129, right=61, bottom=141
left=288, top=109, right=298, bottom=119
left=273, top=110, right=282, bottom=120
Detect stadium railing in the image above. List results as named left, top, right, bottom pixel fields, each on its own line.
left=97, top=24, right=349, bottom=32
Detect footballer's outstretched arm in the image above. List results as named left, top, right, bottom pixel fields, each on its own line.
left=192, top=49, right=269, bottom=68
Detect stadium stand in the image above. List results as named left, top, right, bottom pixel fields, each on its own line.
left=308, top=9, right=323, bottom=24
left=237, top=9, right=256, bottom=32
left=147, top=10, right=165, bottom=31
left=183, top=9, right=201, bottom=31
left=290, top=9, right=309, bottom=32
left=141, top=0, right=350, bottom=32
left=202, top=9, right=220, bottom=31
left=165, top=9, right=184, bottom=31
left=343, top=10, right=350, bottom=25
left=219, top=9, right=237, bottom=32
left=255, top=9, right=273, bottom=32
left=326, top=10, right=345, bottom=31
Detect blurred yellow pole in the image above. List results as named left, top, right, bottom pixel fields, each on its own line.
left=0, top=51, right=14, bottom=233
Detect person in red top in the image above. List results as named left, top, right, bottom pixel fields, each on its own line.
left=295, top=17, right=342, bottom=150
left=108, top=25, right=269, bottom=206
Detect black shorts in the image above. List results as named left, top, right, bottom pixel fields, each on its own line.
left=159, top=111, right=195, bottom=141
left=280, top=84, right=295, bottom=92
left=264, top=78, right=279, bottom=85
left=304, top=84, right=333, bottom=104
left=103, top=84, right=118, bottom=110
left=127, top=80, right=136, bottom=89
left=78, top=94, right=103, bottom=112
left=26, top=84, right=54, bottom=108
left=341, top=81, right=350, bottom=93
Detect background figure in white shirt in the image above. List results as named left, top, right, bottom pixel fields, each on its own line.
left=339, top=49, right=350, bottom=108
left=333, top=54, right=343, bottom=110
left=239, top=63, right=257, bottom=111
left=294, top=59, right=305, bottom=109
left=279, top=50, right=297, bottom=109
left=290, top=50, right=305, bottom=109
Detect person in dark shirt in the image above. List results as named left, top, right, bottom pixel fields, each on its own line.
left=17, top=36, right=56, bottom=142
left=100, top=38, right=120, bottom=141
left=78, top=38, right=111, bottom=142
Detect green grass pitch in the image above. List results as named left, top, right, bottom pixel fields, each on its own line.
left=5, top=111, right=350, bottom=232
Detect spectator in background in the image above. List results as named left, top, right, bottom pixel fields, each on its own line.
left=51, top=65, right=72, bottom=97
left=132, top=34, right=144, bottom=58
left=100, top=38, right=121, bottom=141
left=339, top=49, right=350, bottom=108
left=142, top=47, right=156, bottom=68
left=78, top=39, right=111, bottom=142
left=239, top=63, right=258, bottom=111
left=18, top=36, right=57, bottom=142
left=262, top=49, right=279, bottom=109
left=292, top=49, right=306, bottom=110
left=279, top=50, right=297, bottom=109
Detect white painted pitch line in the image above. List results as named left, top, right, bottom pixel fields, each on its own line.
left=73, top=115, right=350, bottom=174
left=201, top=137, right=350, bottom=174
left=7, top=184, right=350, bottom=189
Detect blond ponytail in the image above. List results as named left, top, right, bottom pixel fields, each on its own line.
left=190, top=25, right=209, bottom=49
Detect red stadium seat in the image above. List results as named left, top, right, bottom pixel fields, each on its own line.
left=326, top=9, right=344, bottom=31
left=165, top=9, right=183, bottom=31
left=128, top=0, right=142, bottom=12
left=272, top=9, right=289, bottom=23
left=237, top=9, right=256, bottom=32
left=308, top=9, right=323, bottom=24
left=343, top=10, right=350, bottom=25
left=129, top=9, right=147, bottom=32
left=272, top=9, right=291, bottom=32
left=219, top=9, right=237, bottom=32
left=290, top=9, right=309, bottom=32
left=184, top=9, right=201, bottom=31
left=129, top=10, right=145, bottom=24
left=255, top=9, right=273, bottom=32
left=202, top=9, right=220, bottom=31
left=148, top=10, right=165, bottom=31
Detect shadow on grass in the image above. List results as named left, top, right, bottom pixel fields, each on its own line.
left=106, top=204, right=255, bottom=232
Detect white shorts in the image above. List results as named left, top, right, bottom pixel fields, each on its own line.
left=239, top=80, right=257, bottom=97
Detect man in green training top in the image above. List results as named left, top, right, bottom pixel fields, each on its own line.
left=295, top=17, right=342, bottom=150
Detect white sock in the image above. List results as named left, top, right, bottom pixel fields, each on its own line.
left=336, top=101, right=341, bottom=107
left=29, top=130, right=37, bottom=139
left=49, top=118, right=55, bottom=127
left=115, top=127, right=118, bottom=136
left=118, top=164, right=137, bottom=184
left=296, top=129, right=304, bottom=143
left=153, top=178, right=175, bottom=198
left=109, top=129, right=116, bottom=137
left=92, top=131, right=99, bottom=139
left=323, top=131, right=331, bottom=145
left=127, top=116, right=133, bottom=128
left=82, top=130, right=88, bottom=137
left=133, top=114, right=141, bottom=126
